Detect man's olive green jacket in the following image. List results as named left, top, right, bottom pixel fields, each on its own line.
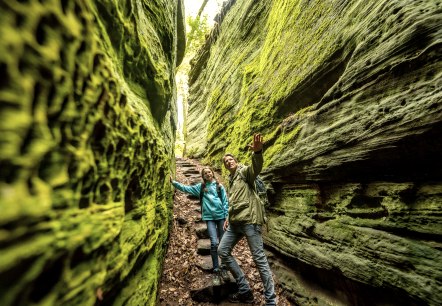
left=227, top=152, right=267, bottom=225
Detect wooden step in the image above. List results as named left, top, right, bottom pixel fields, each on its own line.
left=195, top=222, right=209, bottom=239
left=190, top=278, right=238, bottom=304
left=195, top=255, right=213, bottom=272
left=197, top=239, right=211, bottom=255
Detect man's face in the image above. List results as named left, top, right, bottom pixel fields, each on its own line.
left=223, top=156, right=237, bottom=173
left=202, top=169, right=214, bottom=181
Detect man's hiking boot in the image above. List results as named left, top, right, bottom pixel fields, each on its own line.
left=228, top=290, right=254, bottom=303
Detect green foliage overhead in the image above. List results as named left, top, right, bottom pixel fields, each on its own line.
left=186, top=15, right=210, bottom=54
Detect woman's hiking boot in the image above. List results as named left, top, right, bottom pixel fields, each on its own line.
left=220, top=269, right=230, bottom=282
left=212, top=268, right=221, bottom=286
left=212, top=274, right=221, bottom=286
left=228, top=290, right=254, bottom=303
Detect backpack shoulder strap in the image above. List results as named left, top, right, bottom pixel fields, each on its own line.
left=237, top=170, right=255, bottom=191
left=199, top=182, right=206, bottom=203
left=237, top=169, right=247, bottom=183
left=216, top=181, right=223, bottom=199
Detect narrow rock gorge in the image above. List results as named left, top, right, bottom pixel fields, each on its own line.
left=1, top=0, right=441, bottom=305
left=0, top=0, right=184, bottom=305
left=187, top=0, right=442, bottom=305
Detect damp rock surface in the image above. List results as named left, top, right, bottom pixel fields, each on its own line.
left=187, top=0, right=442, bottom=305
left=0, top=1, right=185, bottom=305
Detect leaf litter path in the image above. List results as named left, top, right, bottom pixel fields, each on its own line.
left=158, top=158, right=293, bottom=305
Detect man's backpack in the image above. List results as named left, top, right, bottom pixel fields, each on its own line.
left=238, top=172, right=269, bottom=208
left=253, top=176, right=270, bottom=208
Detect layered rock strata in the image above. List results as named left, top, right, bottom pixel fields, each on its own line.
left=0, top=0, right=184, bottom=305
left=187, top=0, right=442, bottom=305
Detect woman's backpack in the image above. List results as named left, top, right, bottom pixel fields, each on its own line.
left=199, top=181, right=222, bottom=205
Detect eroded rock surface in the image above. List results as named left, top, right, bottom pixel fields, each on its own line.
left=0, top=1, right=184, bottom=305
left=187, top=0, right=442, bottom=305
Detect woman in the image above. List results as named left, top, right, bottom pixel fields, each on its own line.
left=171, top=167, right=230, bottom=283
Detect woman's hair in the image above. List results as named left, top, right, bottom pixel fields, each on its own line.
left=200, top=167, right=218, bottom=193
left=201, top=167, right=215, bottom=183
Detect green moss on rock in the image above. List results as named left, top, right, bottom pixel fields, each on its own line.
left=187, top=0, right=442, bottom=304
left=0, top=0, right=184, bottom=305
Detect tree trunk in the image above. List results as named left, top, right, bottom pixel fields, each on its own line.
left=196, top=0, right=209, bottom=18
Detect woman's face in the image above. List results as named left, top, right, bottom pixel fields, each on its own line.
left=202, top=168, right=214, bottom=181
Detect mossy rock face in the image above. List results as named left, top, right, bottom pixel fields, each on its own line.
left=0, top=1, right=184, bottom=305
left=188, top=0, right=442, bottom=305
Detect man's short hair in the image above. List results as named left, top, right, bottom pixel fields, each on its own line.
left=222, top=153, right=237, bottom=164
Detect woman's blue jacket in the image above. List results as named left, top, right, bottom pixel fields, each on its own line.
left=172, top=180, right=228, bottom=221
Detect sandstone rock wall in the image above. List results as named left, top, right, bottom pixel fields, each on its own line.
left=0, top=0, right=184, bottom=305
left=187, top=0, right=442, bottom=305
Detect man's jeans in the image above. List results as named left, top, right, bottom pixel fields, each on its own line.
left=218, top=224, right=276, bottom=305
left=206, top=219, right=225, bottom=270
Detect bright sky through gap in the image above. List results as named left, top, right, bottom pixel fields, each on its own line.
left=183, top=0, right=224, bottom=24
left=175, top=1, right=225, bottom=156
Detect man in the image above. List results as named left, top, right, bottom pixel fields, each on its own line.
left=218, top=133, right=276, bottom=305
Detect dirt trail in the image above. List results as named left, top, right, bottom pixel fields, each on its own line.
left=158, top=158, right=292, bottom=305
